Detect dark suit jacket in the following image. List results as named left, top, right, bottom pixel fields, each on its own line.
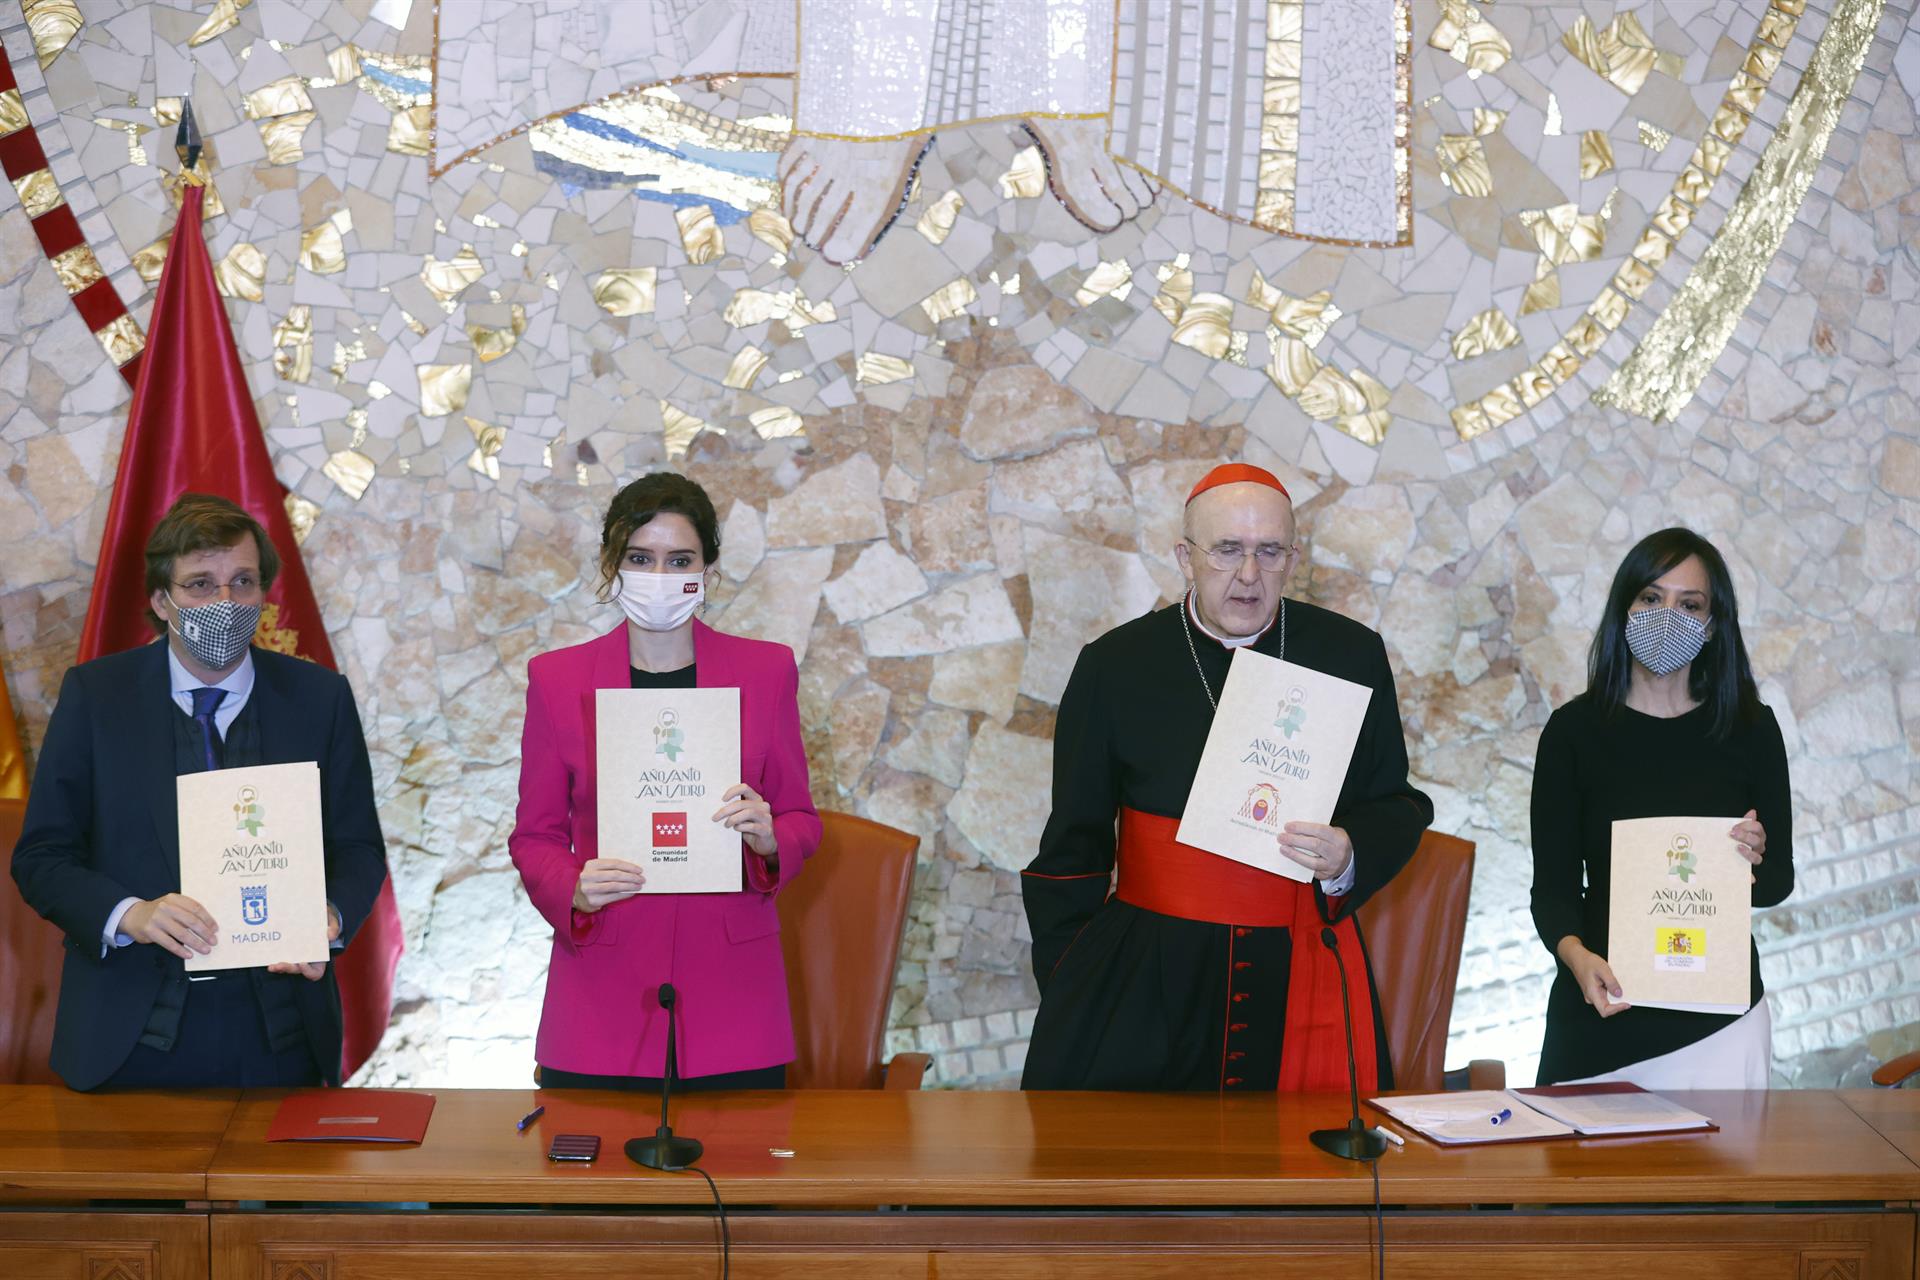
left=10, top=640, right=388, bottom=1090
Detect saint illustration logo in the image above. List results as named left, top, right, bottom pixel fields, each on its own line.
left=241, top=884, right=269, bottom=927
left=1665, top=833, right=1697, bottom=882
left=653, top=708, right=687, bottom=762
left=1237, top=782, right=1282, bottom=828
left=653, top=812, right=689, bottom=848
left=1274, top=686, right=1308, bottom=739
left=233, top=785, right=266, bottom=837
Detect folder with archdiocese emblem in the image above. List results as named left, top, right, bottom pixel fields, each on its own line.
left=596, top=687, right=742, bottom=894
left=177, top=761, right=330, bottom=972
left=1175, top=649, right=1373, bottom=883
left=1606, top=816, right=1751, bottom=1015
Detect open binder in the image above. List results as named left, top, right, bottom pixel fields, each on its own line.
left=1367, top=1082, right=1717, bottom=1146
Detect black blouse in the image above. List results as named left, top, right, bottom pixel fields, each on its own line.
left=1529, top=692, right=1794, bottom=1083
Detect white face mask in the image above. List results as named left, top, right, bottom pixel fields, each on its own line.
left=615, top=569, right=705, bottom=632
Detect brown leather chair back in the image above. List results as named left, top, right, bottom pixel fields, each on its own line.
left=1354, top=829, right=1475, bottom=1094
left=0, top=798, right=62, bottom=1084
left=777, top=811, right=920, bottom=1089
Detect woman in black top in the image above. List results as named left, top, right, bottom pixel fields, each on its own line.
left=1531, top=528, right=1793, bottom=1087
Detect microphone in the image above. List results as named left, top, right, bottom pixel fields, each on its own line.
left=625, top=981, right=705, bottom=1171
left=1308, top=925, right=1389, bottom=1162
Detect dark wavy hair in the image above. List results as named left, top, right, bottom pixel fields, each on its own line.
left=1587, top=527, right=1759, bottom=740
left=595, top=472, right=721, bottom=600
left=144, top=492, right=281, bottom=633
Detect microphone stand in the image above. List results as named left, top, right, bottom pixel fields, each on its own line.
left=626, top=982, right=704, bottom=1171
left=1309, top=926, right=1389, bottom=1162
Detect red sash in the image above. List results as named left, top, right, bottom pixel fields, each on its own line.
left=1114, top=807, right=1379, bottom=1094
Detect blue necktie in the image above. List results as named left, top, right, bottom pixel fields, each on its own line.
left=190, top=686, right=227, bottom=771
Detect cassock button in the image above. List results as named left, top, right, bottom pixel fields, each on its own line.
left=1229, top=1022, right=1249, bottom=1033
left=1234, top=927, right=1253, bottom=938
left=1232, top=992, right=1250, bottom=1003
left=1225, top=1077, right=1244, bottom=1087
left=1227, top=1050, right=1245, bottom=1062
left=1233, top=960, right=1252, bottom=970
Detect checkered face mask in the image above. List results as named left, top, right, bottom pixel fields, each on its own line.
left=168, top=596, right=261, bottom=671
left=1624, top=606, right=1708, bottom=677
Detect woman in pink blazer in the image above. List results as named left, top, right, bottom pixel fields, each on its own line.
left=510, top=472, right=821, bottom=1089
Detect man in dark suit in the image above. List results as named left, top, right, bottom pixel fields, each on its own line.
left=11, top=494, right=389, bottom=1090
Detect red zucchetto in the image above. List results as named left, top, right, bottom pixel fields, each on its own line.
left=1184, top=462, right=1291, bottom=505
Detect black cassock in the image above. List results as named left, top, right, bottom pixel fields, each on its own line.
left=1020, top=597, right=1432, bottom=1091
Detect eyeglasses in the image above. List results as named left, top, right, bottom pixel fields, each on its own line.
left=1184, top=538, right=1295, bottom=573
left=171, top=574, right=263, bottom=603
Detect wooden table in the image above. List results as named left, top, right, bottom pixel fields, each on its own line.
left=1, top=1085, right=1915, bottom=1279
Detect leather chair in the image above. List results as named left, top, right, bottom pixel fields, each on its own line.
left=1871, top=1055, right=1920, bottom=1087
left=777, top=811, right=932, bottom=1089
left=0, top=797, right=62, bottom=1084
left=1354, top=828, right=1504, bottom=1091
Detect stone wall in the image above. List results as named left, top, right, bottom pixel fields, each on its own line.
left=0, top=0, right=1916, bottom=1090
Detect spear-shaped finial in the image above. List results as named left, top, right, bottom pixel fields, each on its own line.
left=174, top=100, right=203, bottom=179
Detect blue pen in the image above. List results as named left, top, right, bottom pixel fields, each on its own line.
left=516, top=1104, right=545, bottom=1133
left=1489, top=1107, right=1513, bottom=1126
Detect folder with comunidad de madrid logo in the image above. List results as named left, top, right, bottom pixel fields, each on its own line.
left=596, top=687, right=742, bottom=894
left=1176, top=648, right=1372, bottom=882
left=1606, top=816, right=1751, bottom=1014
left=176, top=761, right=330, bottom=972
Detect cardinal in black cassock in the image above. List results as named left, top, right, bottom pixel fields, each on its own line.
left=1021, top=463, right=1433, bottom=1093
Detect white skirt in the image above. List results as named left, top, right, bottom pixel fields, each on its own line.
left=1560, top=1001, right=1773, bottom=1090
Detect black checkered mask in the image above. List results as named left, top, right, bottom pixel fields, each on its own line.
left=168, top=597, right=262, bottom=671
left=1624, top=606, right=1708, bottom=676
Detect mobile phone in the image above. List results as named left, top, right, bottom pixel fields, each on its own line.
left=547, top=1133, right=600, bottom=1162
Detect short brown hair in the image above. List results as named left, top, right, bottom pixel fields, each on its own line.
left=596, top=472, right=720, bottom=599
left=144, top=493, right=281, bottom=632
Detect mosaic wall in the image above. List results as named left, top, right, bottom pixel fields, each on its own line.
left=1, top=0, right=1917, bottom=1090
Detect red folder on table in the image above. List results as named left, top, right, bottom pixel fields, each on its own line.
left=267, top=1090, right=436, bottom=1143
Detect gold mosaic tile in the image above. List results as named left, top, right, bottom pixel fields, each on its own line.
left=675, top=205, right=724, bottom=264
left=323, top=449, right=374, bottom=500
left=1451, top=308, right=1521, bottom=358
left=856, top=353, right=914, bottom=385
left=1075, top=259, right=1134, bottom=306
left=997, top=147, right=1045, bottom=199
left=387, top=105, right=432, bottom=157
left=749, top=406, right=805, bottom=439
left=748, top=208, right=795, bottom=255
left=723, top=345, right=768, bottom=389
left=916, top=190, right=965, bottom=245
left=1561, top=12, right=1667, bottom=96
left=418, top=364, right=473, bottom=417
left=1437, top=135, right=1492, bottom=197
left=13, top=169, right=63, bottom=219
left=1580, top=131, right=1614, bottom=178
left=1169, top=293, right=1234, bottom=359
left=244, top=77, right=314, bottom=120
left=260, top=111, right=315, bottom=165
left=95, top=313, right=145, bottom=365
left=1430, top=0, right=1511, bottom=75
left=24, top=0, right=81, bottom=70
left=0, top=89, right=28, bottom=138
left=50, top=244, right=104, bottom=294
left=920, top=278, right=978, bottom=324
left=423, top=247, right=485, bottom=304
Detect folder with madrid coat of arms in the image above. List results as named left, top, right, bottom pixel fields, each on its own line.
left=1175, top=649, right=1373, bottom=882
left=596, top=687, right=742, bottom=893
left=1606, top=816, right=1751, bottom=1014
left=176, top=761, right=331, bottom=972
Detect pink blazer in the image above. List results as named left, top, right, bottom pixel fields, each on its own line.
left=510, top=620, right=821, bottom=1078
